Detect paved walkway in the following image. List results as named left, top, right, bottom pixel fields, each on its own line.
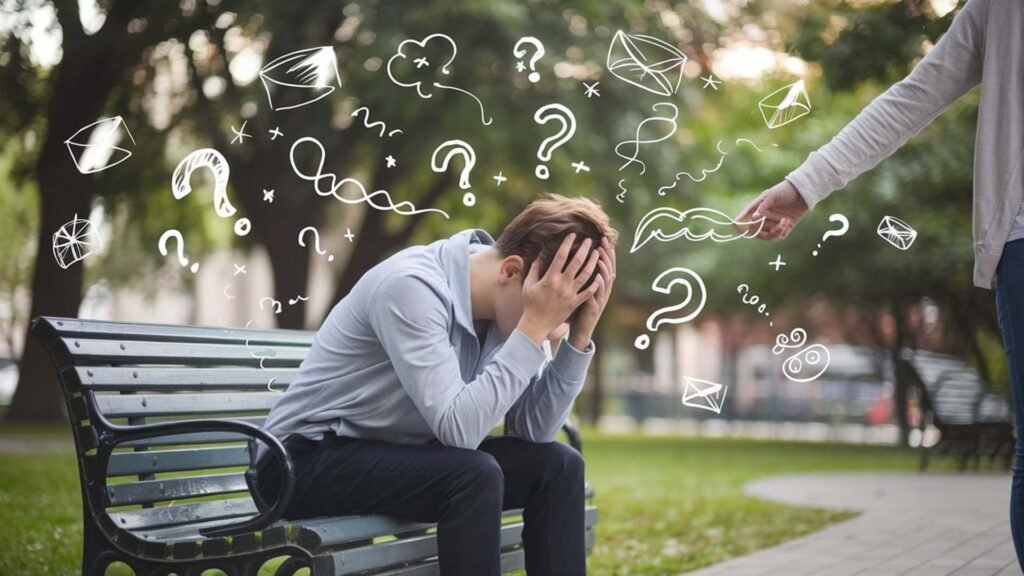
left=687, top=473, right=1020, bottom=576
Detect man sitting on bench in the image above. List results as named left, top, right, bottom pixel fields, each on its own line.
left=254, top=194, right=618, bottom=576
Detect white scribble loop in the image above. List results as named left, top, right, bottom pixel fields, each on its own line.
left=614, top=102, right=679, bottom=175
left=290, top=137, right=449, bottom=219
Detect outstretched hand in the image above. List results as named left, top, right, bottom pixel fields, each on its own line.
left=737, top=180, right=809, bottom=240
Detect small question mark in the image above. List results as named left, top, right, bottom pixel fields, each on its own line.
left=812, top=213, right=849, bottom=256
left=513, top=36, right=545, bottom=83
left=172, top=148, right=251, bottom=237
left=158, top=229, right=199, bottom=273
left=635, top=267, right=707, bottom=350
left=430, top=140, right=477, bottom=206
left=533, top=103, right=577, bottom=180
left=298, top=226, right=335, bottom=262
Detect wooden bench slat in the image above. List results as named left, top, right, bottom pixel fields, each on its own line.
left=108, top=446, right=251, bottom=476
left=329, top=518, right=525, bottom=575
left=323, top=506, right=597, bottom=575
left=109, top=498, right=257, bottom=531
left=94, top=392, right=282, bottom=418
left=38, top=317, right=314, bottom=347
left=374, top=527, right=596, bottom=576
left=57, top=337, right=308, bottom=367
left=72, top=366, right=297, bottom=392
left=134, top=516, right=259, bottom=544
left=119, top=426, right=263, bottom=448
left=107, top=472, right=248, bottom=507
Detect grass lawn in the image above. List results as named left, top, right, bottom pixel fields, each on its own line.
left=0, top=424, right=924, bottom=575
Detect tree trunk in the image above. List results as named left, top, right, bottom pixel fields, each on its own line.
left=6, top=172, right=91, bottom=421
left=6, top=30, right=103, bottom=421
left=6, top=0, right=219, bottom=421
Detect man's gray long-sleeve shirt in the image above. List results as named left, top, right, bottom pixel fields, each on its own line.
left=785, top=0, right=1024, bottom=289
left=257, top=228, right=594, bottom=460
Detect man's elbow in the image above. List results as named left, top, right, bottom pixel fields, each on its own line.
left=434, top=415, right=484, bottom=450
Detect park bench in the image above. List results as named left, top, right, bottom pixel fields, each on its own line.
left=899, top=349, right=1013, bottom=471
left=32, top=316, right=599, bottom=576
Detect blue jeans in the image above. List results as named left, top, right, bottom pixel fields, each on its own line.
left=997, top=239, right=1024, bottom=568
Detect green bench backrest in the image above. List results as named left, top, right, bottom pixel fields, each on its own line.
left=33, top=316, right=313, bottom=523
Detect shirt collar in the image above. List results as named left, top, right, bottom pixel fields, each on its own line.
left=446, top=228, right=495, bottom=334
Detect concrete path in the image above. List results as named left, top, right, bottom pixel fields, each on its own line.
left=687, top=473, right=1020, bottom=576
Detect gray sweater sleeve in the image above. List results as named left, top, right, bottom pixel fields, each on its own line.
left=368, top=273, right=548, bottom=450
left=785, top=2, right=985, bottom=209
left=504, top=338, right=594, bottom=443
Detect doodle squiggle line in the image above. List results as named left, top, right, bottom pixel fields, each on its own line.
left=290, top=137, right=450, bottom=219
left=435, top=83, right=493, bottom=126
left=351, top=107, right=404, bottom=138
left=616, top=179, right=628, bottom=203
left=657, top=138, right=771, bottom=196
left=615, top=102, right=679, bottom=175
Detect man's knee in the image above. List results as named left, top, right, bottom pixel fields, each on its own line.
left=454, top=449, right=504, bottom=493
left=535, top=441, right=584, bottom=484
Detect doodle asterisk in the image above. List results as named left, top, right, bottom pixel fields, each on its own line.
left=700, top=74, right=722, bottom=91
left=230, top=120, right=251, bottom=144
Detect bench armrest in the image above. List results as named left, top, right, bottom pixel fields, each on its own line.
left=96, top=418, right=295, bottom=538
left=562, top=422, right=583, bottom=454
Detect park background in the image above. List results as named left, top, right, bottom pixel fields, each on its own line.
left=0, top=0, right=1013, bottom=574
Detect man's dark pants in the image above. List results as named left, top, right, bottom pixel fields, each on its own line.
left=255, top=431, right=586, bottom=576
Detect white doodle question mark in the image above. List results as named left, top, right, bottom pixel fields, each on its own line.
left=634, top=267, right=707, bottom=350
left=533, top=104, right=577, bottom=180
left=171, top=148, right=251, bottom=237
left=158, top=229, right=199, bottom=273
left=812, top=213, right=849, bottom=256
left=513, top=37, right=545, bottom=83
left=298, top=226, right=335, bottom=262
left=430, top=140, right=477, bottom=206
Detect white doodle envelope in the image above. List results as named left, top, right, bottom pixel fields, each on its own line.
left=64, top=116, right=135, bottom=174
left=681, top=376, right=728, bottom=415
left=876, top=215, right=917, bottom=250
left=759, top=80, right=811, bottom=129
left=259, top=47, right=342, bottom=111
left=606, top=30, right=687, bottom=97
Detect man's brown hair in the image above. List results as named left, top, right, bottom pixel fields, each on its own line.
left=495, top=193, right=619, bottom=286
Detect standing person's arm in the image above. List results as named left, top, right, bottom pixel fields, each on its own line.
left=505, top=238, right=616, bottom=443
left=370, top=234, right=602, bottom=450
left=739, top=1, right=988, bottom=236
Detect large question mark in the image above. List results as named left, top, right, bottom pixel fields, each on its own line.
left=171, top=148, right=251, bottom=237
left=298, top=226, right=335, bottom=262
left=158, top=229, right=199, bottom=273
left=812, top=213, right=850, bottom=256
left=634, top=267, right=707, bottom=350
left=533, top=104, right=577, bottom=180
left=430, top=140, right=477, bottom=206
left=513, top=36, right=545, bottom=83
